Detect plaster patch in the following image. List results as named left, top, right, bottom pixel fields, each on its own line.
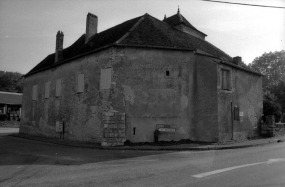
left=180, top=95, right=188, bottom=110
left=248, top=102, right=257, bottom=126
left=122, top=85, right=135, bottom=104
left=90, top=106, right=98, bottom=114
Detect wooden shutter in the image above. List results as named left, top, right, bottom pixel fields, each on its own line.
left=45, top=81, right=50, bottom=99
left=100, top=68, right=112, bottom=90
left=32, top=85, right=38, bottom=101
left=225, top=70, right=230, bottom=90
left=221, top=69, right=230, bottom=90
left=77, top=74, right=84, bottom=93
left=222, top=70, right=226, bottom=90
left=56, top=79, right=62, bottom=97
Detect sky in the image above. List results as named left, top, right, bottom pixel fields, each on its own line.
left=0, top=0, right=284, bottom=74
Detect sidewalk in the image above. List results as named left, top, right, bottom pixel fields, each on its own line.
left=9, top=132, right=285, bottom=151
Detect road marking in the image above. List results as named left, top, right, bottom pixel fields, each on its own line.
left=192, top=158, right=285, bottom=178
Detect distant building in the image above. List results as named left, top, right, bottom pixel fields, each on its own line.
left=0, top=91, right=22, bottom=121
left=20, top=10, right=263, bottom=146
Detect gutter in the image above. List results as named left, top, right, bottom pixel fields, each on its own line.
left=23, top=44, right=196, bottom=78
left=195, top=52, right=263, bottom=76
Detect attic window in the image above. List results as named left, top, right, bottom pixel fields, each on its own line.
left=166, top=70, right=170, bottom=76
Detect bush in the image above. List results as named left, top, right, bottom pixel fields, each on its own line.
left=263, top=100, right=282, bottom=122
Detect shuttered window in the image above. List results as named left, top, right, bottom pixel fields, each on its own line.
left=55, top=79, right=62, bottom=97
left=77, top=74, right=85, bottom=93
left=32, top=85, right=38, bottom=101
left=44, top=81, right=51, bottom=99
left=221, top=69, right=231, bottom=90
left=100, top=68, right=112, bottom=90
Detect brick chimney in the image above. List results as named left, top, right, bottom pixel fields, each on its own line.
left=233, top=56, right=242, bottom=66
left=85, top=13, right=98, bottom=44
left=55, top=31, right=64, bottom=63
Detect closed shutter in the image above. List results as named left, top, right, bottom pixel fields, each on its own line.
left=221, top=69, right=231, bottom=90
left=56, top=79, right=62, bottom=97
left=77, top=74, right=84, bottom=93
left=32, top=85, right=38, bottom=101
left=100, top=68, right=112, bottom=90
left=45, top=81, right=50, bottom=99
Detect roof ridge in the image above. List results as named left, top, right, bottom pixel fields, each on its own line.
left=115, top=14, right=146, bottom=45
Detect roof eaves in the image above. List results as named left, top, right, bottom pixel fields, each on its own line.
left=195, top=52, right=263, bottom=76
left=24, top=43, right=116, bottom=77
left=117, top=43, right=196, bottom=52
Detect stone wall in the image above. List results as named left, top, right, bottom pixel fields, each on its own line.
left=261, top=115, right=285, bottom=137
left=102, top=111, right=125, bottom=146
left=120, top=48, right=194, bottom=142
left=0, top=120, right=20, bottom=127
left=218, top=63, right=263, bottom=141
left=20, top=47, right=127, bottom=145
left=193, top=55, right=219, bottom=142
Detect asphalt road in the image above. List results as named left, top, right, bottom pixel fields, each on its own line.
left=0, top=130, right=285, bottom=187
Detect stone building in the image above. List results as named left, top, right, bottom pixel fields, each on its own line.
left=0, top=91, right=22, bottom=121
left=20, top=10, right=263, bottom=146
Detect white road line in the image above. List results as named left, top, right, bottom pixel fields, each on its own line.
left=192, top=158, right=285, bottom=178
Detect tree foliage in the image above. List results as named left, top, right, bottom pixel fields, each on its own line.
left=0, top=71, right=23, bottom=93
left=249, top=50, right=285, bottom=115
left=248, top=50, right=285, bottom=88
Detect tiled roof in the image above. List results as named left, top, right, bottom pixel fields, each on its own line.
left=163, top=13, right=207, bottom=36
left=0, top=91, right=22, bottom=105
left=27, top=16, right=142, bottom=75
left=120, top=15, right=230, bottom=60
left=26, top=13, right=232, bottom=77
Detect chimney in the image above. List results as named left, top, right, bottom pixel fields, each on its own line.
left=233, top=56, right=242, bottom=66
left=85, top=13, right=98, bottom=44
left=55, top=31, right=64, bottom=63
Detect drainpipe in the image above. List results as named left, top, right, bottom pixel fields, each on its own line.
left=231, top=102, right=234, bottom=140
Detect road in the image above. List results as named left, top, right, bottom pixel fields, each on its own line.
left=0, top=129, right=285, bottom=187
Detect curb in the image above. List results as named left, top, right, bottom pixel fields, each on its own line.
left=9, top=134, right=285, bottom=151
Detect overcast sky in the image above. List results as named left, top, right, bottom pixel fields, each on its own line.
left=0, top=0, right=284, bottom=74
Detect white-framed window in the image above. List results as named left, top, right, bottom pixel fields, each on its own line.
left=221, top=69, right=231, bottom=90
left=100, top=68, right=112, bottom=90
left=77, top=74, right=85, bottom=93
left=32, top=85, right=38, bottom=101
left=44, top=81, right=51, bottom=99
left=55, top=79, right=62, bottom=97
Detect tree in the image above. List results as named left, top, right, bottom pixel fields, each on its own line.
left=249, top=50, right=285, bottom=115
left=0, top=71, right=23, bottom=93
left=248, top=50, right=285, bottom=89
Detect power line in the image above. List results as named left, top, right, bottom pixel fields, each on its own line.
left=199, top=0, right=285, bottom=9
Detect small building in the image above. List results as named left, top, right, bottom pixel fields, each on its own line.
left=0, top=91, right=22, bottom=121
left=20, top=10, right=263, bottom=146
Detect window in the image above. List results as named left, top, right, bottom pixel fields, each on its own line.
left=32, top=85, right=38, bottom=101
left=166, top=70, right=170, bottom=76
left=44, top=81, right=50, bottom=99
left=55, top=79, right=62, bottom=97
left=77, top=74, right=84, bottom=93
left=100, top=68, right=112, bottom=90
left=221, top=69, right=231, bottom=90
